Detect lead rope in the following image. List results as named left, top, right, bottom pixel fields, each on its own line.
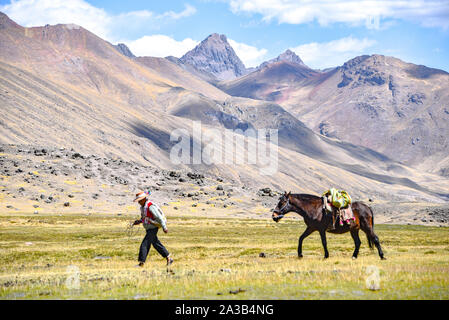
left=125, top=220, right=139, bottom=239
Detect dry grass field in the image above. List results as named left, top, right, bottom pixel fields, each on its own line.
left=0, top=212, right=448, bottom=300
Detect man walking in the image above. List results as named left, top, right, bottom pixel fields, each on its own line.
left=133, top=190, right=173, bottom=267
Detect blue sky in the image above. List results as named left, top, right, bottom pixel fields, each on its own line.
left=1, top=0, right=448, bottom=70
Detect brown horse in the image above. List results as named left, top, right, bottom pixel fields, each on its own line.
left=272, top=192, right=385, bottom=260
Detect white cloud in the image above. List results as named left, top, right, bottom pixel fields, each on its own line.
left=158, top=4, right=197, bottom=20
left=228, top=39, right=268, bottom=67
left=227, top=0, right=449, bottom=29
left=0, top=0, right=197, bottom=41
left=125, top=35, right=199, bottom=58
left=291, top=36, right=377, bottom=69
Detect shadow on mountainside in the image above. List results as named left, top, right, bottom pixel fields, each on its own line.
left=127, top=121, right=174, bottom=152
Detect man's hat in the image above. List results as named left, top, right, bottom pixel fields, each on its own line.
left=133, top=190, right=150, bottom=202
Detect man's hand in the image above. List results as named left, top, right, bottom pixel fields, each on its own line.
left=133, top=220, right=141, bottom=226
left=163, top=228, right=168, bottom=233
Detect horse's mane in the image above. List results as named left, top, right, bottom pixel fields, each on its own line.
left=292, top=193, right=321, bottom=201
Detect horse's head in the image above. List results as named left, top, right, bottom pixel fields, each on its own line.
left=272, top=191, right=292, bottom=222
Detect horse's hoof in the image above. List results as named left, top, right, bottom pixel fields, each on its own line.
left=298, top=255, right=303, bottom=259
left=381, top=257, right=387, bottom=260
left=352, top=256, right=357, bottom=260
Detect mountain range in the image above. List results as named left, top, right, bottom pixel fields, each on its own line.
left=218, top=53, right=449, bottom=177
left=1, top=11, right=448, bottom=210
left=167, top=30, right=449, bottom=178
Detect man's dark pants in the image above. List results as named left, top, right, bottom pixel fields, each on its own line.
left=138, top=227, right=169, bottom=263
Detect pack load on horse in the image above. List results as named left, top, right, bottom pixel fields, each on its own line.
left=322, top=188, right=355, bottom=229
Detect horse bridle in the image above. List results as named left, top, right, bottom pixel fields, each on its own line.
left=275, top=196, right=290, bottom=217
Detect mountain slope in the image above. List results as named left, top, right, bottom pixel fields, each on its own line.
left=218, top=60, right=319, bottom=102
left=1, top=58, right=447, bottom=205
left=297, top=55, right=449, bottom=174
left=135, top=56, right=228, bottom=101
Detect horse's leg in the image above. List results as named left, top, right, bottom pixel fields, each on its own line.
left=319, top=230, right=329, bottom=259
left=298, top=226, right=314, bottom=258
left=358, top=206, right=386, bottom=260
left=370, top=232, right=385, bottom=260
left=361, top=227, right=385, bottom=260
left=350, top=229, right=361, bottom=259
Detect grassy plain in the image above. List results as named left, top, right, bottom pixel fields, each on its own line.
left=0, top=213, right=448, bottom=299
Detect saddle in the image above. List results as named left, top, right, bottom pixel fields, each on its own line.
left=322, top=188, right=355, bottom=229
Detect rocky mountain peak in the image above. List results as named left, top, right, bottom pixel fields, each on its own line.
left=206, top=33, right=228, bottom=43
left=180, top=33, right=246, bottom=81
left=0, top=12, right=22, bottom=30
left=258, top=49, right=307, bottom=70
left=337, top=54, right=390, bottom=88
left=114, top=43, right=135, bottom=58
left=277, top=49, right=305, bottom=65
left=337, top=54, right=448, bottom=89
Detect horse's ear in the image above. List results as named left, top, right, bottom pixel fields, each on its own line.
left=287, top=191, right=291, bottom=196
left=284, top=191, right=287, bottom=195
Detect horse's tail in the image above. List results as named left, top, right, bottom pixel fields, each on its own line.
left=367, top=206, right=374, bottom=249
